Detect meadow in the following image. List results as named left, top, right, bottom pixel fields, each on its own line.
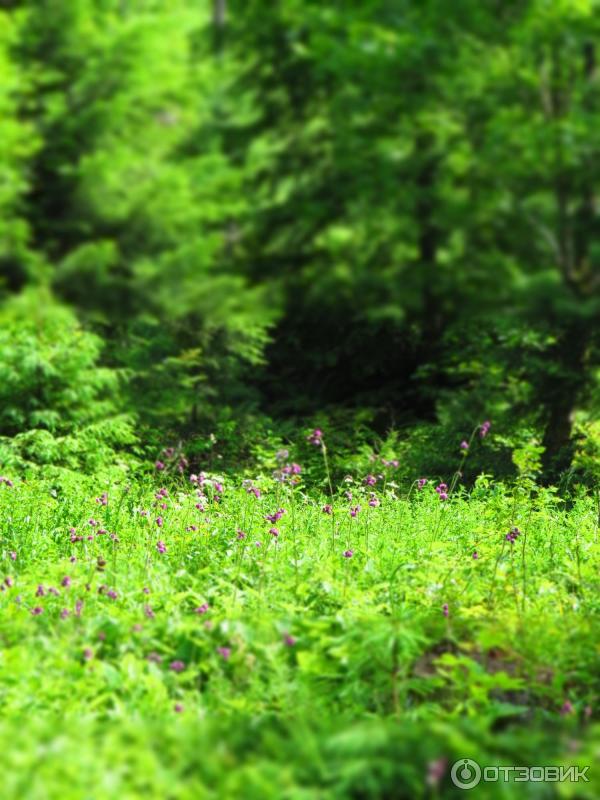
left=1, top=430, right=599, bottom=798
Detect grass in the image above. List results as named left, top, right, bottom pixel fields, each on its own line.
left=0, top=463, right=599, bottom=798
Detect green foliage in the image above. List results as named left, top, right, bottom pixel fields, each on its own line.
left=0, top=289, right=135, bottom=474
left=0, top=465, right=599, bottom=795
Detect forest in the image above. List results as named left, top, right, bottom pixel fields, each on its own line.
left=0, top=1, right=599, bottom=798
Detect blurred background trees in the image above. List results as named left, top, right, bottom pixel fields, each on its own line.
left=0, top=0, right=598, bottom=481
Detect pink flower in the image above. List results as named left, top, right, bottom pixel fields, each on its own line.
left=170, top=660, right=185, bottom=673
left=343, top=549, right=354, bottom=558
left=174, top=703, right=184, bottom=713
left=322, top=504, right=333, bottom=514
left=217, top=646, right=231, bottom=660
left=156, top=516, right=164, bottom=528
left=9, top=552, right=16, bottom=561
left=269, top=527, right=279, bottom=537
left=460, top=440, right=469, bottom=451
left=31, top=606, right=43, bottom=615
left=283, top=633, right=296, bottom=647
left=155, top=460, right=165, bottom=471
left=363, top=475, right=377, bottom=486
left=61, top=576, right=71, bottom=587
left=156, top=541, right=167, bottom=554
left=442, top=603, right=449, bottom=617
left=349, top=505, right=361, bottom=518
left=195, top=603, right=209, bottom=615
left=307, top=428, right=323, bottom=446
left=560, top=700, right=574, bottom=716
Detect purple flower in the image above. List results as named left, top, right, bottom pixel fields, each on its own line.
left=236, top=530, right=246, bottom=540
left=472, top=551, right=479, bottom=560
left=144, top=604, right=155, bottom=619
left=363, top=474, right=377, bottom=486
left=107, top=590, right=118, bottom=600
left=195, top=603, right=209, bottom=615
left=343, top=549, right=354, bottom=558
left=36, top=584, right=45, bottom=597
left=269, top=527, right=279, bottom=538
left=61, top=576, right=71, bottom=588
left=60, top=608, right=70, bottom=619
left=217, top=646, right=231, bottom=660
left=283, top=633, right=297, bottom=647
left=426, top=758, right=448, bottom=788
left=307, top=428, right=323, bottom=446
left=460, top=440, right=469, bottom=451
left=4, top=576, right=14, bottom=588
left=31, top=606, right=43, bottom=616
left=505, top=527, right=521, bottom=544
left=155, top=460, right=165, bottom=471
left=83, top=648, right=93, bottom=661
left=156, top=541, right=167, bottom=554
left=147, top=652, right=162, bottom=664
left=174, top=703, right=184, bottom=713
left=322, top=504, right=333, bottom=514
left=349, top=505, right=361, bottom=518
left=560, top=700, right=574, bottom=716
left=479, top=420, right=491, bottom=438
left=417, top=478, right=428, bottom=490
left=156, top=516, right=164, bottom=528
left=442, top=603, right=449, bottom=617
left=170, top=660, right=186, bottom=673
left=75, top=599, right=83, bottom=617
left=9, top=551, right=16, bottom=561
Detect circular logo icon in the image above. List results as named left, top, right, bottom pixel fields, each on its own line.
left=451, top=758, right=482, bottom=789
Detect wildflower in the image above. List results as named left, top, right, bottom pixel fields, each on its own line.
left=343, top=549, right=354, bottom=558
left=70, top=556, right=77, bottom=562
left=195, top=603, right=209, bottom=615
left=363, top=474, right=377, bottom=486
left=254, top=541, right=262, bottom=547
left=60, top=609, right=70, bottom=619
left=156, top=541, right=167, bottom=554
left=435, top=483, right=448, bottom=501
left=479, top=420, right=491, bottom=438
left=144, top=605, right=155, bottom=619
left=107, top=590, right=118, bottom=600
left=269, top=527, right=279, bottom=538
left=170, top=660, right=186, bottom=673
left=442, top=603, right=449, bottom=617
left=472, top=551, right=479, bottom=560
left=368, top=494, right=380, bottom=508
left=460, top=440, right=469, bottom=452
left=83, top=648, right=93, bottom=661
left=186, top=525, right=198, bottom=532
left=96, top=492, right=108, bottom=506
left=143, top=587, right=151, bottom=595
left=155, top=460, right=165, bottom=471
left=0, top=476, right=14, bottom=487
left=349, top=505, right=361, bottom=518
left=236, top=530, right=246, bottom=540
left=417, top=478, right=428, bottom=490
left=9, top=552, right=16, bottom=561
left=426, top=758, right=448, bottom=788
left=31, top=606, right=43, bottom=616
left=283, top=633, right=296, bottom=647
left=560, top=700, right=574, bottom=716
left=217, top=646, right=231, bottom=660
left=36, top=585, right=45, bottom=597
left=147, top=652, right=162, bottom=664
left=48, top=587, right=60, bottom=596
left=174, top=703, right=184, bottom=713
left=156, top=516, right=164, bottom=528
left=75, top=599, right=83, bottom=616
left=4, top=577, right=14, bottom=588
left=322, top=504, right=333, bottom=514
left=506, top=527, right=521, bottom=544
left=265, top=508, right=286, bottom=523
left=307, top=428, right=323, bottom=446
left=61, top=576, right=71, bottom=588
